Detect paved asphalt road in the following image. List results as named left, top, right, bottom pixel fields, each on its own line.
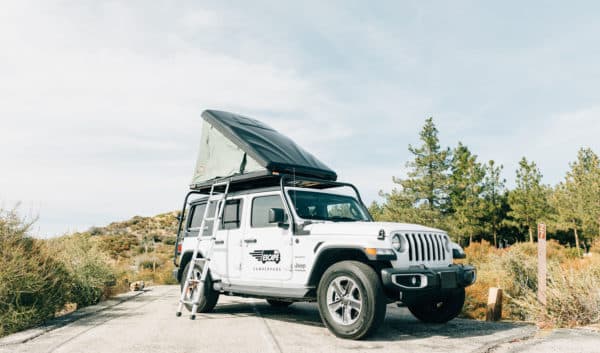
left=1, top=286, right=597, bottom=353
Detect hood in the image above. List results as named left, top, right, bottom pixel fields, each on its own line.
left=304, top=221, right=446, bottom=236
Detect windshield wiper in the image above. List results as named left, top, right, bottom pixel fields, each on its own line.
left=329, top=216, right=360, bottom=222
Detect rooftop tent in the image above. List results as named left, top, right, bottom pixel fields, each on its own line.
left=190, top=110, right=337, bottom=188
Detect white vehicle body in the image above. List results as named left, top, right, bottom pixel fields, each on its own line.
left=175, top=185, right=475, bottom=301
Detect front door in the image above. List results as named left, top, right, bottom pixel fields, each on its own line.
left=241, top=194, right=293, bottom=283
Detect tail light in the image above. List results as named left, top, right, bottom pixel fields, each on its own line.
left=177, top=243, right=182, bottom=254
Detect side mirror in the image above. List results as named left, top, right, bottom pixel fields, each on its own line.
left=175, top=212, right=182, bottom=222
left=268, top=208, right=285, bottom=224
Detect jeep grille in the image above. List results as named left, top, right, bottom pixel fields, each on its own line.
left=405, top=233, right=446, bottom=262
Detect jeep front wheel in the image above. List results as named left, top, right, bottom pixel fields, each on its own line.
left=317, top=261, right=386, bottom=340
left=180, top=261, right=220, bottom=314
left=407, top=288, right=465, bottom=323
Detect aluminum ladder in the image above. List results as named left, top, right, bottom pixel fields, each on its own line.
left=176, top=179, right=230, bottom=320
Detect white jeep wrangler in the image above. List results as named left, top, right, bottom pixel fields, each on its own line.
left=173, top=176, right=476, bottom=339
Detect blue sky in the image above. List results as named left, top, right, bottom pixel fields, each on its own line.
left=1, top=1, right=599, bottom=236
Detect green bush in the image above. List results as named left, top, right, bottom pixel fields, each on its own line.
left=48, top=234, right=116, bottom=307
left=162, top=236, right=176, bottom=246
left=98, top=234, right=139, bottom=259
left=0, top=209, right=71, bottom=337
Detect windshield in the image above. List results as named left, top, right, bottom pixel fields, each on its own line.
left=287, top=190, right=370, bottom=222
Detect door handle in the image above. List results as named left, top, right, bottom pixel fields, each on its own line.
left=215, top=240, right=225, bottom=245
left=244, top=238, right=257, bottom=244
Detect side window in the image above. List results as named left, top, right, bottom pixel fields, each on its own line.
left=187, top=202, right=215, bottom=236
left=221, top=199, right=243, bottom=230
left=188, top=204, right=206, bottom=229
left=251, top=195, right=285, bottom=228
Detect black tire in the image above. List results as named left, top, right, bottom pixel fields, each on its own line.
left=407, top=288, right=465, bottom=323
left=317, top=261, right=386, bottom=340
left=180, top=261, right=220, bottom=313
left=266, top=299, right=293, bottom=308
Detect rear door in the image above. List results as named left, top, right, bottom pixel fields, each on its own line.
left=241, top=193, right=293, bottom=283
left=182, top=200, right=233, bottom=279
left=221, top=198, right=244, bottom=279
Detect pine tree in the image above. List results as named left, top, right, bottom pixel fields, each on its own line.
left=507, top=158, right=550, bottom=243
left=447, top=143, right=484, bottom=244
left=551, top=182, right=582, bottom=255
left=569, top=148, right=600, bottom=239
left=390, top=117, right=451, bottom=227
left=552, top=148, right=600, bottom=252
left=481, top=160, right=506, bottom=247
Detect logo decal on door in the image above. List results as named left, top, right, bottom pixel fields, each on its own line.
left=249, top=250, right=281, bottom=264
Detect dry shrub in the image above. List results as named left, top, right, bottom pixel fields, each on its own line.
left=591, top=239, right=600, bottom=254
left=462, top=241, right=600, bottom=327
left=129, top=264, right=177, bottom=285
left=513, top=257, right=600, bottom=327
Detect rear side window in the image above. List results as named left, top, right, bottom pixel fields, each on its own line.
left=188, top=199, right=243, bottom=234
left=251, top=195, right=285, bottom=228
left=221, top=199, right=243, bottom=230
left=189, top=204, right=206, bottom=229
left=187, top=203, right=215, bottom=235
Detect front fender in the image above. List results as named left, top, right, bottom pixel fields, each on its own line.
left=306, top=245, right=395, bottom=287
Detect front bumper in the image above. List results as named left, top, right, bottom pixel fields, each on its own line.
left=381, top=264, right=476, bottom=293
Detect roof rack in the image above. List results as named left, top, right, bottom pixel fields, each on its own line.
left=189, top=170, right=346, bottom=194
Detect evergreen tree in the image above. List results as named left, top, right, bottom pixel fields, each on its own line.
left=389, top=117, right=451, bottom=227
left=552, top=148, right=600, bottom=252
left=550, top=182, right=582, bottom=254
left=569, top=148, right=600, bottom=239
left=507, top=158, right=550, bottom=243
left=447, top=143, right=484, bottom=244
left=481, top=160, right=506, bottom=247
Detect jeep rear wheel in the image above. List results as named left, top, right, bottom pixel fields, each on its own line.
left=317, top=261, right=386, bottom=340
left=266, top=299, right=293, bottom=308
left=407, top=288, right=465, bottom=323
left=180, top=261, right=220, bottom=314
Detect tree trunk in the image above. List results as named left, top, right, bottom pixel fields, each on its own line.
left=493, top=229, right=497, bottom=248
left=573, top=221, right=581, bottom=257
left=528, top=226, right=534, bottom=243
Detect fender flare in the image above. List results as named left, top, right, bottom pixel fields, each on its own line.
left=306, top=245, right=393, bottom=287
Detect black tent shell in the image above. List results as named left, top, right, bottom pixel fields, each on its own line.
left=191, top=110, right=337, bottom=189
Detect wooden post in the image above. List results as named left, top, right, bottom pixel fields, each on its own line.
left=486, top=287, right=503, bottom=321
left=537, top=223, right=547, bottom=305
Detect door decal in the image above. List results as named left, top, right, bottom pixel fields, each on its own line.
left=249, top=249, right=281, bottom=264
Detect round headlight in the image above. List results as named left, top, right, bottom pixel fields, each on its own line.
left=444, top=235, right=451, bottom=252
left=391, top=234, right=401, bottom=251
left=391, top=234, right=406, bottom=252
